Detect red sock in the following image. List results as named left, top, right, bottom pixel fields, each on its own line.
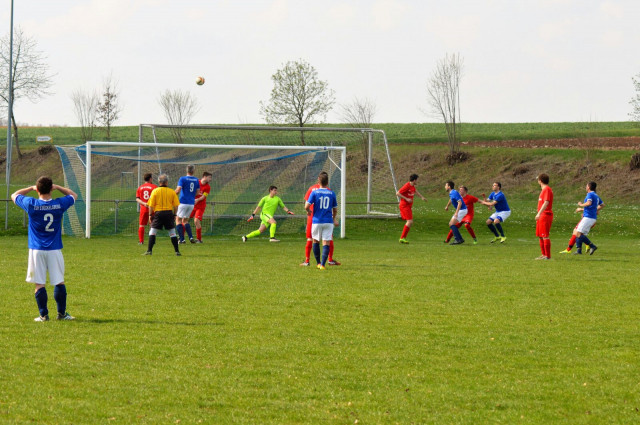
left=464, top=223, right=476, bottom=239
left=138, top=226, right=145, bottom=243
left=539, top=238, right=545, bottom=256
left=305, top=240, right=313, bottom=261
left=568, top=235, right=576, bottom=250
left=544, top=239, right=551, bottom=259
left=445, top=229, right=453, bottom=242
left=329, top=240, right=335, bottom=261
left=196, top=227, right=202, bottom=241
left=401, top=225, right=410, bottom=239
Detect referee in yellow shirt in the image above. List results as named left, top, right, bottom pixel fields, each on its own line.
left=144, top=174, right=181, bottom=256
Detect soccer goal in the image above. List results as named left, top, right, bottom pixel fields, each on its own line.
left=58, top=141, right=347, bottom=239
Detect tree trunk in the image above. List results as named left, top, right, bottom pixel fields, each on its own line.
left=11, top=112, right=23, bottom=159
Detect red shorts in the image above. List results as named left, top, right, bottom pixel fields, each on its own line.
left=139, top=208, right=150, bottom=226
left=306, top=215, right=313, bottom=238
left=536, top=214, right=553, bottom=238
left=190, top=207, right=205, bottom=220
left=461, top=213, right=474, bottom=224
left=399, top=205, right=413, bottom=220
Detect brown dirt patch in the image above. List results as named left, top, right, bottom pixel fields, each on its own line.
left=466, top=137, right=640, bottom=150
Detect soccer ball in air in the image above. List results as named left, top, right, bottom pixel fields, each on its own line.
left=196, top=76, right=205, bottom=86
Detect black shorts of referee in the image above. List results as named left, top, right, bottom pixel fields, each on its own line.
left=151, top=210, right=176, bottom=230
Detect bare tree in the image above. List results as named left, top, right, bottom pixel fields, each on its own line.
left=339, top=96, right=377, bottom=157
left=71, top=89, right=99, bottom=142
left=630, top=73, right=640, bottom=122
left=426, top=53, right=464, bottom=163
left=158, top=89, right=200, bottom=143
left=260, top=59, right=335, bottom=145
left=0, top=28, right=54, bottom=159
left=96, top=74, right=122, bottom=140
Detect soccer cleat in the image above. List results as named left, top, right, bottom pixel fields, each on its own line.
left=584, top=244, right=590, bottom=250
left=443, top=240, right=450, bottom=243
left=138, top=242, right=143, bottom=245
left=327, top=260, right=341, bottom=266
left=588, top=245, right=598, bottom=255
left=317, top=264, right=326, bottom=270
left=143, top=251, right=152, bottom=256
left=399, top=238, right=409, bottom=244
left=534, top=255, right=548, bottom=260
left=242, top=235, right=247, bottom=242
left=269, top=238, right=280, bottom=242
left=559, top=249, right=572, bottom=254
left=178, top=240, right=186, bottom=244
left=473, top=239, right=478, bottom=245
left=194, top=239, right=203, bottom=244
left=57, top=312, right=75, bottom=321
left=450, top=239, right=465, bottom=245
left=190, top=238, right=196, bottom=244
left=573, top=250, right=582, bottom=255
left=299, top=261, right=310, bottom=267
left=490, top=236, right=500, bottom=243
left=176, top=251, right=182, bottom=256
left=499, top=237, right=507, bottom=243
left=34, top=315, right=49, bottom=322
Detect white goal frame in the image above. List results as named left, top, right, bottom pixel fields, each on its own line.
left=84, top=141, right=347, bottom=239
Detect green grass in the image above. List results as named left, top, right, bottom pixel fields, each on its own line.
left=1, top=205, right=639, bottom=424
left=3, top=121, right=639, bottom=147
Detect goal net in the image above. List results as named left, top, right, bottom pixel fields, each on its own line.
left=56, top=125, right=399, bottom=238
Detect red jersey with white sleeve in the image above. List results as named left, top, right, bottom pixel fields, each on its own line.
left=538, top=186, right=553, bottom=216
left=136, top=183, right=158, bottom=213
left=398, top=182, right=416, bottom=209
left=461, top=194, right=479, bottom=222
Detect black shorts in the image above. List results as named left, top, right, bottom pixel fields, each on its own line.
left=151, top=210, right=176, bottom=230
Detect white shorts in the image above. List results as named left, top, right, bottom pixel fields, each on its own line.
left=311, top=223, right=334, bottom=242
left=489, top=210, right=511, bottom=222
left=26, top=249, right=65, bottom=285
left=176, top=203, right=195, bottom=219
left=451, top=209, right=468, bottom=223
left=576, top=217, right=597, bottom=235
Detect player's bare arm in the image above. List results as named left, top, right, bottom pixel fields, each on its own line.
left=578, top=199, right=592, bottom=208
left=444, top=199, right=451, bottom=211
left=535, top=200, right=549, bottom=220
left=11, top=185, right=37, bottom=202
left=415, top=189, right=427, bottom=201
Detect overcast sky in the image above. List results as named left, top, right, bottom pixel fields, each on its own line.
left=2, top=0, right=640, bottom=126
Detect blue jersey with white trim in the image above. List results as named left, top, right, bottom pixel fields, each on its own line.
left=15, top=195, right=75, bottom=250
left=177, top=175, right=200, bottom=205
left=449, top=189, right=467, bottom=211
left=489, top=191, right=510, bottom=212
left=307, top=188, right=338, bottom=224
left=582, top=192, right=602, bottom=219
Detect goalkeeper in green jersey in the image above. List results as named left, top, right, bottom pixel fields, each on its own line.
left=242, top=186, right=294, bottom=242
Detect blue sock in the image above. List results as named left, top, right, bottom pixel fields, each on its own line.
left=177, top=224, right=184, bottom=241
left=487, top=223, right=499, bottom=236
left=578, top=235, right=592, bottom=248
left=312, top=242, right=321, bottom=264
left=321, top=245, right=330, bottom=266
left=495, top=222, right=504, bottom=237
left=450, top=225, right=463, bottom=241
left=185, top=223, right=193, bottom=240
left=35, top=287, right=48, bottom=317
left=54, top=284, right=67, bottom=315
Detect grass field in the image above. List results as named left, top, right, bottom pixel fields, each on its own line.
left=1, top=205, right=639, bottom=424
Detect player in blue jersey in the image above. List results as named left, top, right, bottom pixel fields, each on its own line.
left=445, top=181, right=467, bottom=245
left=479, top=182, right=511, bottom=243
left=305, top=172, right=339, bottom=270
left=175, top=164, right=201, bottom=244
left=573, top=181, right=602, bottom=255
left=11, top=177, right=78, bottom=322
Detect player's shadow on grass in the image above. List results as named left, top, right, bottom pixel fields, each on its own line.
left=84, top=318, right=224, bottom=327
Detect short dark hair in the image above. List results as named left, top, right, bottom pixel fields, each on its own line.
left=202, top=172, right=212, bottom=177
left=144, top=173, right=152, bottom=182
left=537, top=174, right=549, bottom=185
left=269, top=185, right=277, bottom=191
left=494, top=182, right=502, bottom=189
left=446, top=180, right=455, bottom=190
left=588, top=181, right=597, bottom=191
left=319, top=172, right=329, bottom=186
left=409, top=174, right=419, bottom=182
left=36, top=176, right=53, bottom=195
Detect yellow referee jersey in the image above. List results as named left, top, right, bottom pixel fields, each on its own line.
left=147, top=186, right=179, bottom=212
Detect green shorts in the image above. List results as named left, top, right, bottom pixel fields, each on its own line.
left=260, top=213, right=273, bottom=227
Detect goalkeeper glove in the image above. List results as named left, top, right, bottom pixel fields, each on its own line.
left=247, top=214, right=255, bottom=222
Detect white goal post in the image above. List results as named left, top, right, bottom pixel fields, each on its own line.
left=84, top=141, right=347, bottom=239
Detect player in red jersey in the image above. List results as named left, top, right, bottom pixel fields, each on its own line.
left=135, top=173, right=158, bottom=244
left=444, top=186, right=481, bottom=244
left=300, top=172, right=340, bottom=266
left=189, top=172, right=212, bottom=243
left=535, top=173, right=553, bottom=260
left=397, top=174, right=427, bottom=244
